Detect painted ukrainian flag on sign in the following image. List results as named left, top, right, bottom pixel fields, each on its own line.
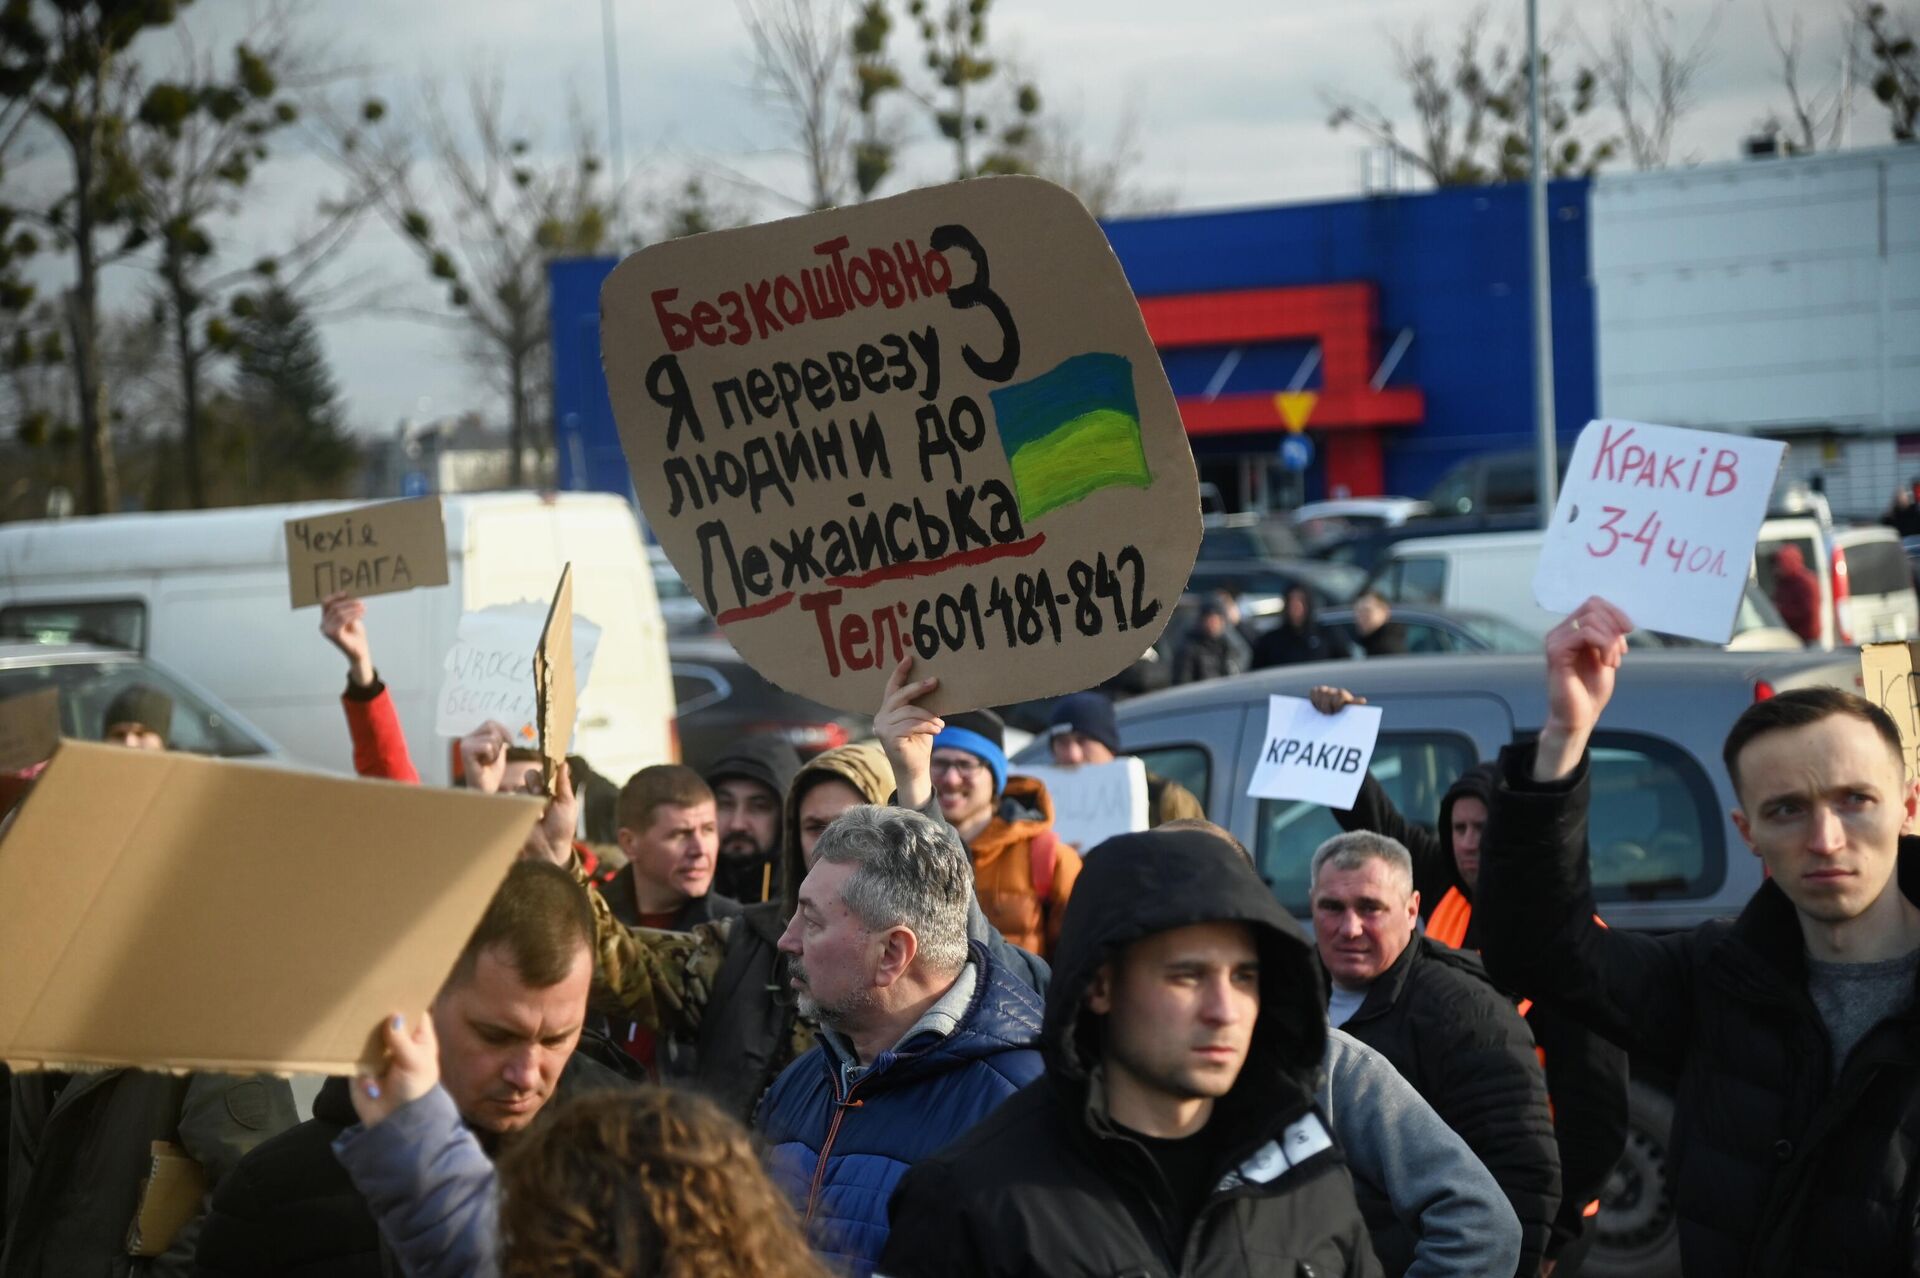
left=988, top=352, right=1153, bottom=523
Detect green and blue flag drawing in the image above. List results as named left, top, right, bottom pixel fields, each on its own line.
left=988, top=352, right=1153, bottom=522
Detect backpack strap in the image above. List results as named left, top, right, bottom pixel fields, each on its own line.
left=1028, top=830, right=1058, bottom=906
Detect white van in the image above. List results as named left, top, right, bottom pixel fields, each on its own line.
left=0, top=492, right=676, bottom=784
left=1367, top=529, right=1804, bottom=650
left=1753, top=519, right=1918, bottom=648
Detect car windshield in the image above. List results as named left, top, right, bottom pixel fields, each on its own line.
left=1458, top=614, right=1544, bottom=652
left=0, top=657, right=273, bottom=758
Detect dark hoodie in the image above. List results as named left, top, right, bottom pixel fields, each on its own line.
left=878, top=828, right=1382, bottom=1278
left=704, top=735, right=803, bottom=903
left=1331, top=762, right=1627, bottom=1268
left=1251, top=598, right=1336, bottom=669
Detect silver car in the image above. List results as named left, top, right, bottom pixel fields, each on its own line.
left=1014, top=648, right=1862, bottom=1278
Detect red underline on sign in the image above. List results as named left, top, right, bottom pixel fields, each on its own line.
left=716, top=592, right=797, bottom=625
left=824, top=533, right=1048, bottom=590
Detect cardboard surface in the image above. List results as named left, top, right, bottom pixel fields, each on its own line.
left=534, top=564, right=577, bottom=794
left=0, top=688, right=59, bottom=774
left=437, top=603, right=603, bottom=743
left=1246, top=695, right=1383, bottom=809
left=284, top=497, right=450, bottom=609
left=1862, top=641, right=1920, bottom=781
left=601, top=176, right=1202, bottom=714
left=1016, top=759, right=1148, bottom=852
left=1534, top=420, right=1786, bottom=643
left=127, top=1141, right=207, bottom=1256
left=0, top=741, right=540, bottom=1074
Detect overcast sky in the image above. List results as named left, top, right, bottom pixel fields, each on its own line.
left=19, top=0, right=1888, bottom=435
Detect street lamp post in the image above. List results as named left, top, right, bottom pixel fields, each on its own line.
left=1528, top=0, right=1558, bottom=524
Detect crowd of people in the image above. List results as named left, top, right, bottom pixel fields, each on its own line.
left=1, top=582, right=1917, bottom=1277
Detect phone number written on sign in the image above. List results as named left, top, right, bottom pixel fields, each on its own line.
left=804, top=546, right=1161, bottom=677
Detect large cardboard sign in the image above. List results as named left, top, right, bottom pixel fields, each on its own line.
left=284, top=497, right=450, bottom=609
left=1246, top=695, right=1383, bottom=809
left=1862, top=641, right=1920, bottom=781
left=1016, top=759, right=1148, bottom=852
left=534, top=564, right=577, bottom=793
left=437, top=603, right=603, bottom=743
left=0, top=741, right=540, bottom=1073
left=1534, top=420, right=1786, bottom=644
left=601, top=176, right=1202, bottom=714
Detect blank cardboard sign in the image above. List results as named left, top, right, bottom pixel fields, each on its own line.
left=534, top=564, right=577, bottom=794
left=601, top=176, right=1201, bottom=715
left=0, top=741, right=540, bottom=1074
left=0, top=688, right=59, bottom=775
left=284, top=497, right=450, bottom=609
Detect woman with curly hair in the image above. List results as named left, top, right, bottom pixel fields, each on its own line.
left=497, top=1088, right=830, bottom=1278
left=334, top=1011, right=830, bottom=1278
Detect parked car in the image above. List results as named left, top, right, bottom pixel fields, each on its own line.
left=1311, top=510, right=1546, bottom=575
left=1186, top=559, right=1367, bottom=623
left=1289, top=497, right=1431, bottom=553
left=1310, top=604, right=1543, bottom=655
left=1423, top=448, right=1572, bottom=517
left=0, top=639, right=280, bottom=759
left=1014, top=647, right=1862, bottom=1278
left=648, top=545, right=716, bottom=637
left=669, top=636, right=869, bottom=773
left=1197, top=511, right=1305, bottom=561
left=1365, top=529, right=1805, bottom=650
left=1754, top=519, right=1917, bottom=647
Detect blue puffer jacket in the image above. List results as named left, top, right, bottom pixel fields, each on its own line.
left=758, top=940, right=1044, bottom=1277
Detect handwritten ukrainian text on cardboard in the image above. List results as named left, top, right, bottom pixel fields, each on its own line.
left=283, top=497, right=449, bottom=609
left=0, top=742, right=540, bottom=1074
left=602, top=176, right=1202, bottom=714
left=1861, top=642, right=1920, bottom=782
left=1533, top=420, right=1786, bottom=644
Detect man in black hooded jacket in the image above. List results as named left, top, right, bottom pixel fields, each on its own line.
left=704, top=736, right=802, bottom=904
left=878, top=825, right=1383, bottom=1277
left=1311, top=684, right=1629, bottom=1274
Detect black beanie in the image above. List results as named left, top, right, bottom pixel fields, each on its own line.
left=103, top=685, right=173, bottom=745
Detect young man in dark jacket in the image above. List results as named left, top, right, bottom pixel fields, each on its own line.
left=1477, top=595, right=1920, bottom=1278
left=879, top=824, right=1384, bottom=1277
left=193, top=862, right=636, bottom=1278
left=1252, top=585, right=1337, bottom=669
left=1310, top=831, right=1561, bottom=1277
left=1311, top=684, right=1629, bottom=1274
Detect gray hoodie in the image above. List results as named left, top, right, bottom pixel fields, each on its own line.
left=1322, top=1027, right=1522, bottom=1278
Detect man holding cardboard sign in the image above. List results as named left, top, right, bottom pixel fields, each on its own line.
left=1477, top=597, right=1920, bottom=1276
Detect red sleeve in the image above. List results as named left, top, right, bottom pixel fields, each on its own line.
left=341, top=682, right=421, bottom=785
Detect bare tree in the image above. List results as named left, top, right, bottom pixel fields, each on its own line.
left=1761, top=3, right=1859, bottom=152
left=740, top=0, right=854, bottom=210
left=1323, top=5, right=1617, bottom=186
left=1588, top=0, right=1722, bottom=169
left=1028, top=101, right=1176, bottom=219
left=328, top=73, right=621, bottom=487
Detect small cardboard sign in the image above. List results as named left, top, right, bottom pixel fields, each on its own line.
left=284, top=497, right=450, bottom=609
left=534, top=564, right=577, bottom=793
left=0, top=689, right=60, bottom=774
left=1246, top=695, right=1383, bottom=809
left=1861, top=641, right=1920, bottom=781
left=1533, top=420, right=1787, bottom=643
left=1016, top=759, right=1149, bottom=853
left=0, top=741, right=541, bottom=1074
left=600, top=176, right=1201, bottom=715
left=437, top=603, right=603, bottom=743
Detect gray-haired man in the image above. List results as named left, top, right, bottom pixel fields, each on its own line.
left=1310, top=830, right=1561, bottom=1278
left=756, top=804, right=1045, bottom=1278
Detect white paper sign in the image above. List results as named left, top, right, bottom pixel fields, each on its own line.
left=1533, top=419, right=1787, bottom=644
left=435, top=604, right=603, bottom=745
left=1016, top=759, right=1148, bottom=853
left=1246, top=695, right=1383, bottom=809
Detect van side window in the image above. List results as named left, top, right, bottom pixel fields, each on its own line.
left=0, top=600, right=147, bottom=652
left=1134, top=744, right=1210, bottom=820
left=1588, top=733, right=1723, bottom=901
left=1842, top=538, right=1910, bottom=597
left=1395, top=557, right=1447, bottom=604
left=1254, top=733, right=1477, bottom=915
